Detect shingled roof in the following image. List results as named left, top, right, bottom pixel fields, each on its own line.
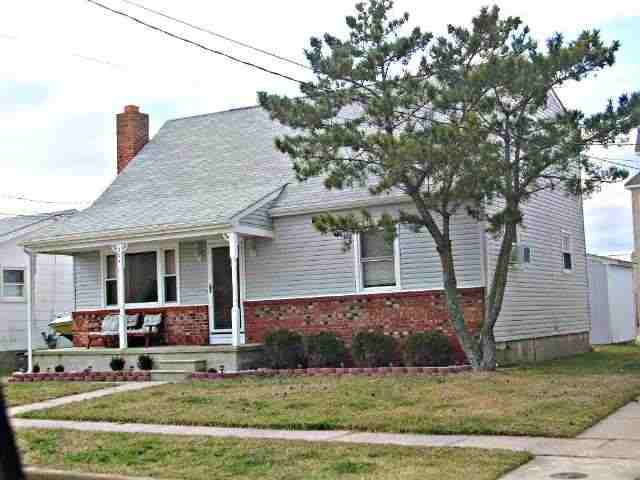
left=25, top=107, right=296, bottom=244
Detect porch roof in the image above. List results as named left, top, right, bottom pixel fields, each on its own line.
left=22, top=106, right=294, bottom=250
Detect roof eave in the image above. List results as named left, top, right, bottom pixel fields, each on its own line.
left=21, top=221, right=234, bottom=253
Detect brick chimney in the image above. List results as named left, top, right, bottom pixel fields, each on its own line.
left=116, top=105, right=149, bottom=174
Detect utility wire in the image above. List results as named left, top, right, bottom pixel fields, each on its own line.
left=119, top=0, right=311, bottom=71
left=85, top=0, right=307, bottom=85
left=0, top=32, right=126, bottom=70
left=0, top=194, right=91, bottom=205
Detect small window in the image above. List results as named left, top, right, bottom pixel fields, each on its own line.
left=163, top=249, right=177, bottom=303
left=105, top=255, right=118, bottom=306
left=1, top=269, right=25, bottom=300
left=523, top=246, right=532, bottom=264
left=359, top=230, right=396, bottom=289
left=561, top=233, right=573, bottom=271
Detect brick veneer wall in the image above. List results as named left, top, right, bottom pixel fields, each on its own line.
left=72, top=305, right=209, bottom=347
left=244, top=288, right=484, bottom=364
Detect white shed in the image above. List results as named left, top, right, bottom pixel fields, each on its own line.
left=587, top=254, right=637, bottom=344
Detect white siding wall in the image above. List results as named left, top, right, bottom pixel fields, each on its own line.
left=246, top=207, right=484, bottom=300
left=487, top=189, right=590, bottom=342
left=179, top=240, right=209, bottom=305
left=0, top=239, right=74, bottom=352
left=74, top=251, right=101, bottom=309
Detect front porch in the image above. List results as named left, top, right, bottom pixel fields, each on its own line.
left=32, top=344, right=264, bottom=375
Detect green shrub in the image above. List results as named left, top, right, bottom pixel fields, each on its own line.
left=264, top=329, right=305, bottom=369
left=405, top=331, right=455, bottom=366
left=352, top=331, right=395, bottom=367
left=109, top=356, right=126, bottom=371
left=305, top=332, right=347, bottom=368
left=32, top=364, right=40, bottom=373
left=137, top=354, right=153, bottom=371
left=54, top=364, right=64, bottom=373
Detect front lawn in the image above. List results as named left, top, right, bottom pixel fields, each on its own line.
left=20, top=345, right=640, bottom=437
left=18, top=429, right=530, bottom=480
left=5, top=383, right=114, bottom=407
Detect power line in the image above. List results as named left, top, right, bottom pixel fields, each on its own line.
left=85, top=0, right=307, bottom=85
left=119, top=0, right=311, bottom=71
left=585, top=154, right=640, bottom=171
left=0, top=194, right=90, bottom=205
left=0, top=32, right=126, bottom=70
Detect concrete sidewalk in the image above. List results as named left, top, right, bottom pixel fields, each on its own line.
left=10, top=417, right=640, bottom=461
left=9, top=382, right=165, bottom=417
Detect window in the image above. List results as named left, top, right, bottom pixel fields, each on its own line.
left=105, top=255, right=118, bottom=306
left=105, top=251, right=160, bottom=305
left=358, top=230, right=397, bottom=289
left=523, top=246, right=532, bottom=264
left=561, top=232, right=573, bottom=271
left=163, top=249, right=177, bottom=303
left=1, top=268, right=25, bottom=300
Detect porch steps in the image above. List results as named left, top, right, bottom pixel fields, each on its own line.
left=156, top=359, right=206, bottom=373
left=150, top=370, right=192, bottom=382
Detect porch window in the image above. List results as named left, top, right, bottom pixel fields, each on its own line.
left=105, top=256, right=118, bottom=306
left=163, top=249, right=177, bottom=303
left=1, top=268, right=25, bottom=300
left=358, top=230, right=397, bottom=289
left=105, top=251, right=159, bottom=305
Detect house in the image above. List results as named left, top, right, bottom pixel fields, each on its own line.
left=625, top=128, right=640, bottom=335
left=587, top=254, right=637, bottom=344
left=0, top=211, right=75, bottom=371
left=21, top=102, right=591, bottom=372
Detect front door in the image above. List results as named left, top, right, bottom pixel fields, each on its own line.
left=209, top=246, right=243, bottom=344
left=211, top=247, right=232, bottom=342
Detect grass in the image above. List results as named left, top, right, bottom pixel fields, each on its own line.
left=20, top=345, right=640, bottom=437
left=18, top=429, right=531, bottom=480
left=5, top=383, right=114, bottom=407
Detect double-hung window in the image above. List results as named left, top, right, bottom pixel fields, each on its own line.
left=1, top=268, right=25, bottom=301
left=163, top=249, right=178, bottom=303
left=561, top=232, right=573, bottom=271
left=357, top=230, right=398, bottom=290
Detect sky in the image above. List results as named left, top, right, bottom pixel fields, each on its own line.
left=1, top=0, right=639, bottom=255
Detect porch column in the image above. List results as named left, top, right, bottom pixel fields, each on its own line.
left=25, top=250, right=36, bottom=373
left=112, top=242, right=128, bottom=349
left=228, top=232, right=241, bottom=347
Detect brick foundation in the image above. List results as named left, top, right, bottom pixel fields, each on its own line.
left=244, top=288, right=484, bottom=364
left=72, top=305, right=209, bottom=348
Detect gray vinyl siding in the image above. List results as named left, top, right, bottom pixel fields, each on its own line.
left=73, top=251, right=101, bottom=310
left=245, top=207, right=484, bottom=300
left=238, top=201, right=274, bottom=230
left=399, top=212, right=483, bottom=290
left=179, top=240, right=209, bottom=305
left=245, top=213, right=356, bottom=299
left=487, top=188, right=590, bottom=342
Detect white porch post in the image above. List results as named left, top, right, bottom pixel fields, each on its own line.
left=25, top=250, right=36, bottom=373
left=228, top=233, right=241, bottom=347
left=112, top=243, right=128, bottom=349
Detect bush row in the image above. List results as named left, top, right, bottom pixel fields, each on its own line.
left=264, top=329, right=455, bottom=369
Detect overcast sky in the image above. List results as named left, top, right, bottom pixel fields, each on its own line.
left=1, top=0, right=638, bottom=255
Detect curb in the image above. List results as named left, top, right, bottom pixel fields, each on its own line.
left=25, top=467, right=161, bottom=480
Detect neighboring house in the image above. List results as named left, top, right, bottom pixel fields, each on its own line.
left=22, top=101, right=590, bottom=368
left=625, top=129, right=640, bottom=336
left=587, top=254, right=637, bottom=344
left=0, top=211, right=75, bottom=370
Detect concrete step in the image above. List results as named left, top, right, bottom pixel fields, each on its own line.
left=156, top=359, right=206, bottom=372
left=150, top=370, right=191, bottom=382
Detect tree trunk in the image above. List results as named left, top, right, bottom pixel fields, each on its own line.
left=438, top=239, right=483, bottom=370
left=480, top=221, right=517, bottom=371
left=0, top=386, right=25, bottom=480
